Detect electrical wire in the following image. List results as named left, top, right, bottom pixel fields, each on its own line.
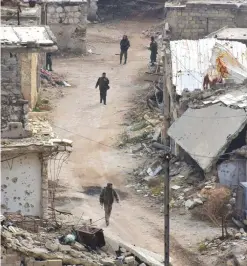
left=51, top=123, right=247, bottom=161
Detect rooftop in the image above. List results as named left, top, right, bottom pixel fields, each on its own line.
left=0, top=25, right=57, bottom=52
left=210, top=28, right=247, bottom=42
left=1, top=115, right=72, bottom=153
left=165, top=0, right=247, bottom=7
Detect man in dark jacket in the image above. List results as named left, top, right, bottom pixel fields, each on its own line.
left=120, top=35, right=130, bottom=65
left=99, top=183, right=119, bottom=226
left=46, top=52, right=53, bottom=71
left=149, top=36, right=158, bottom=66
left=95, top=72, right=110, bottom=105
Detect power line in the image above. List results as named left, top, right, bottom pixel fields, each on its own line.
left=51, top=123, right=247, bottom=161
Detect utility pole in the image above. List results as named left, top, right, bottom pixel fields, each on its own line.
left=163, top=152, right=171, bottom=266
left=162, top=23, right=172, bottom=266
left=161, top=24, right=171, bottom=147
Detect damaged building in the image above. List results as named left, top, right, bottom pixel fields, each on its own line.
left=1, top=25, right=73, bottom=220
left=41, top=0, right=88, bottom=54
left=163, top=35, right=247, bottom=185
left=164, top=0, right=247, bottom=40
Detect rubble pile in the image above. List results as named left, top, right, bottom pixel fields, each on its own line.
left=198, top=235, right=247, bottom=265
left=1, top=213, right=156, bottom=266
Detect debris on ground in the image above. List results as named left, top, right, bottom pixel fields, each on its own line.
left=1, top=212, right=158, bottom=266
left=198, top=234, right=247, bottom=265
left=40, top=68, right=71, bottom=88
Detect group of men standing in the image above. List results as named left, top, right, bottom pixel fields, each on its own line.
left=95, top=35, right=158, bottom=106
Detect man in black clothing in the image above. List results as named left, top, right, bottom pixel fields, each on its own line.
left=95, top=72, right=110, bottom=105
left=46, top=52, right=53, bottom=71
left=99, top=183, right=119, bottom=226
left=120, top=35, right=130, bottom=64
left=149, top=36, right=158, bottom=66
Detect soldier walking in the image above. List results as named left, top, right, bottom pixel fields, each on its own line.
left=95, top=72, right=110, bottom=105
left=99, top=183, right=119, bottom=226
left=46, top=52, right=53, bottom=71
left=149, top=36, right=158, bottom=66
left=120, top=35, right=130, bottom=65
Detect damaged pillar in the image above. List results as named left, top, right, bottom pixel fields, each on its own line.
left=41, top=154, right=49, bottom=220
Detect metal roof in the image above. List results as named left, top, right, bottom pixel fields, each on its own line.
left=0, top=26, right=57, bottom=48
left=170, top=38, right=247, bottom=95
left=215, top=28, right=247, bottom=42
left=167, top=105, right=247, bottom=172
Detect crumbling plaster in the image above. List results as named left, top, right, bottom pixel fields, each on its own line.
left=1, top=153, right=42, bottom=217
left=165, top=2, right=247, bottom=40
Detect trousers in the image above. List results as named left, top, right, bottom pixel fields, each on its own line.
left=150, top=52, right=157, bottom=63
left=100, top=90, right=107, bottom=104
left=46, top=59, right=52, bottom=71
left=120, top=50, right=127, bottom=63
left=104, top=203, right=112, bottom=225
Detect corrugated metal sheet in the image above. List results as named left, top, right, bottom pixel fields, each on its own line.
left=218, top=160, right=247, bottom=188
left=0, top=26, right=55, bottom=46
left=170, top=39, right=247, bottom=95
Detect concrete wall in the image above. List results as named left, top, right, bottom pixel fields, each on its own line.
left=165, top=2, right=247, bottom=40
left=1, top=51, right=29, bottom=131
left=44, top=0, right=87, bottom=54
left=1, top=153, right=42, bottom=216
left=20, top=53, right=39, bottom=109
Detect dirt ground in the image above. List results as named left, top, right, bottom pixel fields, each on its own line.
left=47, top=20, right=209, bottom=266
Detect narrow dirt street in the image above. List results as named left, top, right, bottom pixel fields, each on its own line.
left=49, top=20, right=200, bottom=266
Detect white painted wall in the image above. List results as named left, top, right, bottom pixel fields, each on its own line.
left=1, top=153, right=42, bottom=216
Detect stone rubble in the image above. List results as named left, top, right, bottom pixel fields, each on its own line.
left=1, top=216, right=154, bottom=266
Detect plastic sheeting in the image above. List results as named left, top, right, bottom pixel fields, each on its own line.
left=211, top=43, right=247, bottom=84
left=170, top=39, right=247, bottom=95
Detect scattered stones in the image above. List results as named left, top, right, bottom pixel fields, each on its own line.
left=124, top=256, right=135, bottom=266
left=171, top=185, right=181, bottom=190
left=100, top=258, right=115, bottom=266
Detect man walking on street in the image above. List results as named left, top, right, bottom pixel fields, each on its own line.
left=95, top=72, right=110, bottom=105
left=149, top=36, right=158, bottom=66
left=99, top=183, right=119, bottom=226
left=120, top=35, right=130, bottom=64
left=46, top=52, right=53, bottom=71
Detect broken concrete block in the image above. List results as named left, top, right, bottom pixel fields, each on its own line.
left=58, top=244, right=71, bottom=253
left=33, top=261, right=47, bottom=266
left=45, top=241, right=59, bottom=252
left=185, top=199, right=196, bottom=209
left=46, top=259, right=62, bottom=266
left=171, top=185, right=181, bottom=190
left=71, top=242, right=87, bottom=251
left=100, top=258, right=115, bottom=266
left=124, top=256, right=135, bottom=266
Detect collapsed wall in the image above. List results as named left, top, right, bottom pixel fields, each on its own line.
left=43, top=0, right=87, bottom=54
left=165, top=1, right=247, bottom=40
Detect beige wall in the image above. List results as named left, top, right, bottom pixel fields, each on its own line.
left=20, top=53, right=39, bottom=109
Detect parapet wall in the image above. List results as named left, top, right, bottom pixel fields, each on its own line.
left=165, top=2, right=247, bottom=40
left=44, top=0, right=87, bottom=54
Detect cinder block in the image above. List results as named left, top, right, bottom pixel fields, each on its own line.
left=47, top=259, right=62, bottom=266
left=33, top=261, right=47, bottom=266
